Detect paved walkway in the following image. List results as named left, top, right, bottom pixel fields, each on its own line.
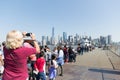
left=52, top=48, right=120, bottom=80
left=1, top=48, right=120, bottom=80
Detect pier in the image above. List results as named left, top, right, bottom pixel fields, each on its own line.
left=53, top=48, right=120, bottom=80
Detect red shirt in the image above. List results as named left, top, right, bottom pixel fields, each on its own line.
left=2, top=47, right=36, bottom=80
left=34, top=57, right=45, bottom=72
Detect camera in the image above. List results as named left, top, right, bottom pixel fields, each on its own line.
left=26, top=33, right=32, bottom=36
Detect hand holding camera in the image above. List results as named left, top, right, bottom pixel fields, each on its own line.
left=22, top=32, right=40, bottom=53
left=29, top=33, right=36, bottom=41
left=23, top=32, right=36, bottom=41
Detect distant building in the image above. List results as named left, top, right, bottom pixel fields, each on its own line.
left=89, top=36, right=92, bottom=41
left=68, top=35, right=74, bottom=45
left=63, top=32, right=67, bottom=44
left=100, top=36, right=106, bottom=45
left=108, top=35, right=112, bottom=44
left=51, top=27, right=55, bottom=45
left=42, top=36, right=46, bottom=46
left=46, top=36, right=50, bottom=45
left=74, top=33, right=79, bottom=45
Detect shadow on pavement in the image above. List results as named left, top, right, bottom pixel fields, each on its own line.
left=88, top=68, right=120, bottom=75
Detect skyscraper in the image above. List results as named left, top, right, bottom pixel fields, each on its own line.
left=52, top=27, right=54, bottom=39
left=63, top=32, right=67, bottom=43
left=108, top=35, right=112, bottom=44
left=42, top=36, right=46, bottom=46
left=51, top=27, right=55, bottom=45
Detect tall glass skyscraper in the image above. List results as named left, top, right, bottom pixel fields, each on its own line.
left=52, top=27, right=54, bottom=39
left=63, top=32, right=67, bottom=43
left=51, top=27, right=55, bottom=45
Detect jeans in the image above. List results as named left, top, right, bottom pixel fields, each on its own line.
left=36, top=72, right=46, bottom=80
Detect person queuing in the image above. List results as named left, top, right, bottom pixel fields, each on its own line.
left=63, top=45, right=68, bottom=63
left=56, top=46, right=64, bottom=76
left=49, top=54, right=58, bottom=80
left=34, top=51, right=46, bottom=80
left=2, top=30, right=40, bottom=80
left=68, top=47, right=76, bottom=63
left=44, top=46, right=51, bottom=77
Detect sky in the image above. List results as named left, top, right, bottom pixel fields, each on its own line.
left=0, top=0, right=120, bottom=42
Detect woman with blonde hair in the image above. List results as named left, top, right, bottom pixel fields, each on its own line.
left=2, top=30, right=40, bottom=80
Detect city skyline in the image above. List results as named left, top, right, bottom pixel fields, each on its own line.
left=41, top=29, right=112, bottom=46
left=0, top=0, right=120, bottom=42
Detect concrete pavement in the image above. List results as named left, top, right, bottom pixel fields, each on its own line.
left=1, top=48, right=120, bottom=80
left=53, top=48, right=120, bottom=80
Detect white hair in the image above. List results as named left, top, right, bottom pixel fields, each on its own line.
left=6, top=30, right=23, bottom=49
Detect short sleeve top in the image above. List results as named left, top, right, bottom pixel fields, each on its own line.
left=2, top=46, right=36, bottom=80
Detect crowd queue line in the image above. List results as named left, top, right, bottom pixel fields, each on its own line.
left=0, top=30, right=94, bottom=80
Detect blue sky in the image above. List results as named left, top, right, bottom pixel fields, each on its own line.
left=0, top=0, right=120, bottom=42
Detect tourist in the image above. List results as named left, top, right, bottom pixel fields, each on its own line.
left=34, top=51, right=46, bottom=80
left=49, top=54, right=58, bottom=80
left=63, top=45, right=68, bottom=63
left=2, top=30, right=40, bottom=80
left=56, top=46, right=64, bottom=76
left=68, top=47, right=75, bottom=63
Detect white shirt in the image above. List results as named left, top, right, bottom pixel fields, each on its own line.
left=58, top=50, right=64, bottom=58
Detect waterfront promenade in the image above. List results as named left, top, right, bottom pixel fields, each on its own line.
left=53, top=48, right=120, bottom=80
left=0, top=48, right=120, bottom=80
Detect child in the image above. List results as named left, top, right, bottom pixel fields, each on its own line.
left=34, top=51, right=46, bottom=80
left=49, top=54, right=58, bottom=80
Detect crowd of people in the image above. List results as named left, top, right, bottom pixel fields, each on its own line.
left=0, top=30, right=94, bottom=80
left=33, top=44, right=77, bottom=80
